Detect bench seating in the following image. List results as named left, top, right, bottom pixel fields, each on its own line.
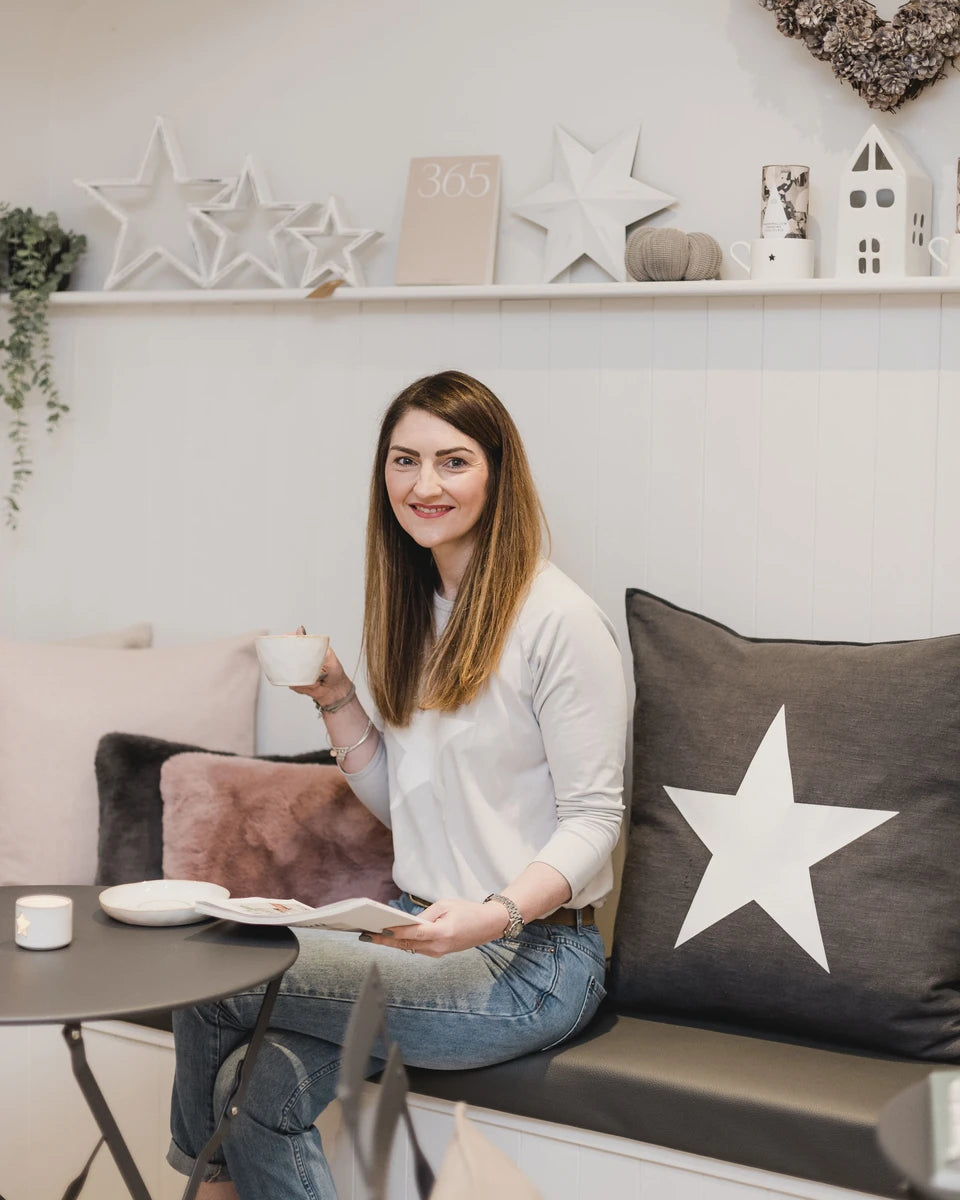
left=408, top=1010, right=935, bottom=1198
left=135, top=1003, right=933, bottom=1197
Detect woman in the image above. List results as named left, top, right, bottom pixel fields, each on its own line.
left=169, top=370, right=628, bottom=1199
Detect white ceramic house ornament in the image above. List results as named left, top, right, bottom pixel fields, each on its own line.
left=835, top=124, right=932, bottom=278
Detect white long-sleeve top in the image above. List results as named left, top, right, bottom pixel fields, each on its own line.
left=345, top=562, right=628, bottom=909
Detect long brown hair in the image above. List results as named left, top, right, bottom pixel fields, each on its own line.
left=364, top=371, right=547, bottom=726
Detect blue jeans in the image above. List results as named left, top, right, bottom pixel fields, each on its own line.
left=167, top=896, right=606, bottom=1199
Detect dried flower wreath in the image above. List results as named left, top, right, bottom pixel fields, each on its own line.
left=759, top=0, right=960, bottom=110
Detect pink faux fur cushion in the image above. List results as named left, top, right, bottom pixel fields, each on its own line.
left=160, top=753, right=398, bottom=906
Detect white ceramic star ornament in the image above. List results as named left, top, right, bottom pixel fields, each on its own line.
left=75, top=117, right=235, bottom=289
left=286, top=196, right=382, bottom=288
left=665, top=706, right=897, bottom=972
left=512, top=126, right=675, bottom=282
left=198, top=157, right=308, bottom=288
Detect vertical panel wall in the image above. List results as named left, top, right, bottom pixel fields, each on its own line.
left=2, top=294, right=958, bottom=756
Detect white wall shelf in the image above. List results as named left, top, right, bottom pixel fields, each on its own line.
left=2, top=277, right=959, bottom=306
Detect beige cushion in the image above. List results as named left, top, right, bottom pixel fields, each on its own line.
left=429, top=1103, right=543, bottom=1199
left=62, top=622, right=153, bottom=648
left=0, top=633, right=261, bottom=885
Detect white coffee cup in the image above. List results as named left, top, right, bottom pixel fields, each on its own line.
left=929, top=234, right=960, bottom=276
left=730, top=237, right=815, bottom=281
left=255, top=634, right=330, bottom=686
left=15, top=893, right=73, bottom=950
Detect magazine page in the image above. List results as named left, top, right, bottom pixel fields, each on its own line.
left=194, top=895, right=430, bottom=934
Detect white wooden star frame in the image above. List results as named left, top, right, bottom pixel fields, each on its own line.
left=512, top=125, right=675, bottom=282
left=286, top=196, right=382, bottom=288
left=196, top=157, right=309, bottom=288
left=75, top=117, right=235, bottom=289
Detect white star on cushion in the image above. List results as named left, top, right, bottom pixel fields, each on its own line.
left=286, top=196, right=382, bottom=288
left=75, top=117, right=234, bottom=289
left=198, top=157, right=307, bottom=288
left=16, top=913, right=30, bottom=937
left=512, top=126, right=675, bottom=282
left=665, top=706, right=897, bottom=972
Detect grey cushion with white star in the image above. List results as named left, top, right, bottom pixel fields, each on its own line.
left=609, top=588, right=960, bottom=1060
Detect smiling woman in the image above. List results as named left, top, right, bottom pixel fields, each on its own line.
left=366, top=370, right=546, bottom=725
left=168, top=369, right=628, bottom=1200
left=384, top=410, right=490, bottom=597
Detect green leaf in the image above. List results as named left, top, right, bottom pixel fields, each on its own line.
left=0, top=205, right=84, bottom=526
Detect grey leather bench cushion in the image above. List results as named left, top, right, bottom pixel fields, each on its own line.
left=407, top=1012, right=938, bottom=1198
left=128, top=1008, right=936, bottom=1197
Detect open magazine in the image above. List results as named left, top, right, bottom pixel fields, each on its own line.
left=193, top=895, right=430, bottom=934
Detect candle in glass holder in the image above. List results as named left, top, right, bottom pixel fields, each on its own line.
left=761, top=164, right=810, bottom=238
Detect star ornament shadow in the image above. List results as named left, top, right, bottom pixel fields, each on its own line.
left=664, top=706, right=897, bottom=972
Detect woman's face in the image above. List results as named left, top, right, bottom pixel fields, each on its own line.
left=384, top=409, right=490, bottom=564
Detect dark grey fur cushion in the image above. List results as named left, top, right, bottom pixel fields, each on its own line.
left=95, top=732, right=330, bottom=885
left=609, top=589, right=960, bottom=1061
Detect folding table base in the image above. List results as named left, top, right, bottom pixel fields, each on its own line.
left=61, top=973, right=284, bottom=1200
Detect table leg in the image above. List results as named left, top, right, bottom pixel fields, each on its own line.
left=181, top=973, right=284, bottom=1200
left=62, top=1023, right=151, bottom=1200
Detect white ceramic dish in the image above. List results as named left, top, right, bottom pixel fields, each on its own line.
left=99, top=879, right=231, bottom=927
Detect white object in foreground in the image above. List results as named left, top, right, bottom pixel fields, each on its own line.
left=195, top=896, right=430, bottom=934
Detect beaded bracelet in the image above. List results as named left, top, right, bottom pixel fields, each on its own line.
left=329, top=717, right=374, bottom=766
left=313, top=681, right=357, bottom=717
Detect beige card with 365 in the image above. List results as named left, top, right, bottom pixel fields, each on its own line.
left=394, top=156, right=501, bottom=285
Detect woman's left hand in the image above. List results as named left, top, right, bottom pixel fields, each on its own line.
left=368, top=898, right=511, bottom=958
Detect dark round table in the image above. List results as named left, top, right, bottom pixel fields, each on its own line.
left=2, top=884, right=298, bottom=1022
left=1, top=885, right=299, bottom=1199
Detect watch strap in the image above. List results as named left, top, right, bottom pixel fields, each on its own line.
left=483, top=892, right=524, bottom=938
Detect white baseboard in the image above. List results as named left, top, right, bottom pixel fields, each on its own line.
left=0, top=1021, right=883, bottom=1200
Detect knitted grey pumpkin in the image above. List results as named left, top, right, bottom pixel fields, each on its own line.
left=623, top=227, right=660, bottom=281
left=684, top=231, right=723, bottom=280
left=625, top=227, right=722, bottom=282
left=626, top=227, right=689, bottom=281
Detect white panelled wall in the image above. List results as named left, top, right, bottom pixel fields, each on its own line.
left=3, top=294, right=959, bottom=725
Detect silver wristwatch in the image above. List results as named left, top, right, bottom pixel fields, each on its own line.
left=483, top=893, right=524, bottom=938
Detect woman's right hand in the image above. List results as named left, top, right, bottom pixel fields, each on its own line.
left=289, top=644, right=352, bottom=708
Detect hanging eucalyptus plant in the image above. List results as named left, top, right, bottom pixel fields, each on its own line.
left=0, top=205, right=87, bottom=528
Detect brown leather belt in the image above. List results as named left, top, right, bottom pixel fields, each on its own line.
left=405, top=893, right=595, bottom=930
